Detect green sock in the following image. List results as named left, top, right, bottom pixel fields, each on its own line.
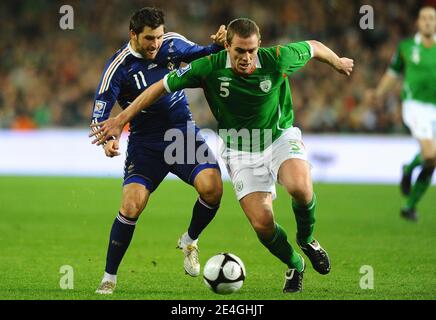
left=258, top=223, right=303, bottom=272
left=292, top=194, right=316, bottom=245
left=404, top=153, right=422, bottom=175
left=405, top=166, right=435, bottom=210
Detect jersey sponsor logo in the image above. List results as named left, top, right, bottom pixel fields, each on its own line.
left=176, top=64, right=191, bottom=77
left=218, top=77, right=232, bottom=81
left=259, top=79, right=272, bottom=93
left=168, top=41, right=175, bottom=53
left=93, top=100, right=107, bottom=118
left=148, top=63, right=158, bottom=70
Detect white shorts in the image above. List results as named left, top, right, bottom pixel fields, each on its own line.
left=220, top=127, right=308, bottom=200
left=402, top=100, right=436, bottom=141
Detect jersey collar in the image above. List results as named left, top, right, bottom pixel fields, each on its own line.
left=128, top=41, right=144, bottom=59
left=414, top=33, right=436, bottom=45
left=225, top=52, right=262, bottom=69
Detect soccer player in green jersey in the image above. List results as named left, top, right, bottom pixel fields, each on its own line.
left=374, top=7, right=436, bottom=221
left=90, top=18, right=354, bottom=292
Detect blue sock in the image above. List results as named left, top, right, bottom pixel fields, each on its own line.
left=105, top=212, right=138, bottom=275
left=187, top=197, right=219, bottom=240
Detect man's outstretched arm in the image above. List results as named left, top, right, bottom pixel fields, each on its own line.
left=89, top=79, right=167, bottom=145
left=375, top=72, right=399, bottom=99
left=307, top=40, right=354, bottom=76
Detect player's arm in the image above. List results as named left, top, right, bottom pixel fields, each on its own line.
left=277, top=41, right=352, bottom=76
left=374, top=72, right=399, bottom=100
left=374, top=44, right=403, bottom=100
left=90, top=80, right=167, bottom=145
left=90, top=59, right=124, bottom=155
left=307, top=40, right=354, bottom=76
left=90, top=58, right=210, bottom=145
left=175, top=26, right=226, bottom=63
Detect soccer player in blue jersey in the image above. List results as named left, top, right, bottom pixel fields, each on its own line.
left=92, top=7, right=226, bottom=294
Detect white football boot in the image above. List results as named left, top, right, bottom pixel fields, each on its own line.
left=95, top=280, right=116, bottom=294
left=177, top=234, right=200, bottom=277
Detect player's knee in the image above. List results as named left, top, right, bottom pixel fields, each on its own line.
left=285, top=181, right=313, bottom=204
left=120, top=199, right=146, bottom=219
left=195, top=174, right=223, bottom=206
left=198, top=185, right=222, bottom=206
left=251, top=209, right=275, bottom=237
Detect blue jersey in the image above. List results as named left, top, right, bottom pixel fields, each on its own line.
left=92, top=32, right=222, bottom=141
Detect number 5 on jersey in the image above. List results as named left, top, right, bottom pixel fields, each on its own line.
left=220, top=82, right=230, bottom=98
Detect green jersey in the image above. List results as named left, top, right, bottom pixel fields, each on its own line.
left=164, top=41, right=313, bottom=151
left=389, top=34, right=436, bottom=105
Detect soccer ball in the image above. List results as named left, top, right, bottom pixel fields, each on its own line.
left=203, top=253, right=246, bottom=295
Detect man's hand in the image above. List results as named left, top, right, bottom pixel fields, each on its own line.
left=103, top=139, right=121, bottom=158
left=309, top=41, right=354, bottom=76
left=89, top=117, right=124, bottom=146
left=334, top=57, right=354, bottom=76
left=210, top=25, right=227, bottom=46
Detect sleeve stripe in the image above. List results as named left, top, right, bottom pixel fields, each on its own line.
left=168, top=95, right=185, bottom=109
left=98, top=48, right=129, bottom=94
left=163, top=32, right=195, bottom=46
left=164, top=36, right=196, bottom=46
left=163, top=74, right=172, bottom=93
left=163, top=32, right=185, bottom=39
left=170, top=90, right=183, bottom=101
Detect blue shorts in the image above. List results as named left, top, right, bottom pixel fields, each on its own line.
left=123, top=130, right=220, bottom=192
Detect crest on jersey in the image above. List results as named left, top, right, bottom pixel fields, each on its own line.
left=93, top=100, right=107, bottom=118
left=411, top=47, right=420, bottom=64
left=235, top=180, right=244, bottom=193
left=176, top=64, right=191, bottom=77
left=167, top=61, right=175, bottom=71
left=259, top=79, right=272, bottom=93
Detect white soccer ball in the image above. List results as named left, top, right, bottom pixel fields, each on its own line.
left=203, top=253, right=246, bottom=295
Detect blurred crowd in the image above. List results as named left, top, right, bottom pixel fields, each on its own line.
left=1, top=0, right=435, bottom=133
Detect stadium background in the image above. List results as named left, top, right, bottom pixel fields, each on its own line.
left=0, top=0, right=435, bottom=300
left=1, top=0, right=434, bottom=132
left=2, top=0, right=436, bottom=183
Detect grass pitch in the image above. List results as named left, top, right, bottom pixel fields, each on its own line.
left=0, top=176, right=435, bottom=300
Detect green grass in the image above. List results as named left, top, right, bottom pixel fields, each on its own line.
left=0, top=176, right=435, bottom=300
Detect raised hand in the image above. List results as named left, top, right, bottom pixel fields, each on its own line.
left=210, top=25, right=227, bottom=46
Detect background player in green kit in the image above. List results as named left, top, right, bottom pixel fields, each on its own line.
left=373, top=7, right=436, bottom=221
left=90, top=18, right=354, bottom=293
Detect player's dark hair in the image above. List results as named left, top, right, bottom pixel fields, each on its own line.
left=130, top=7, right=165, bottom=34
left=226, top=18, right=261, bottom=44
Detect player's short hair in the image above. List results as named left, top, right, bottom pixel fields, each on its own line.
left=226, top=18, right=261, bottom=44
left=130, top=7, right=165, bottom=34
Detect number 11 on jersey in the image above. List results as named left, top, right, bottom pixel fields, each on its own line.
left=133, top=71, right=147, bottom=89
